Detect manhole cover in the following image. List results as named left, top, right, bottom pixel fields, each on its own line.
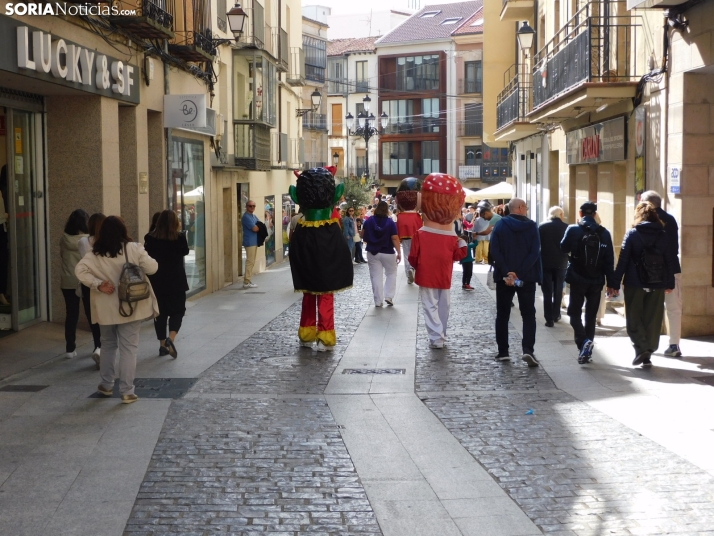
left=88, top=378, right=198, bottom=399
left=0, top=385, right=48, bottom=392
left=342, top=368, right=406, bottom=375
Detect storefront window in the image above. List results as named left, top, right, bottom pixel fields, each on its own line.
left=264, top=196, right=275, bottom=266
left=171, top=138, right=206, bottom=295
left=282, top=193, right=294, bottom=257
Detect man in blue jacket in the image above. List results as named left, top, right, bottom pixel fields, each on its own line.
left=490, top=198, right=542, bottom=367
left=560, top=202, right=615, bottom=364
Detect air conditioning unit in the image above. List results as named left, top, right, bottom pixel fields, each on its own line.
left=627, top=0, right=688, bottom=8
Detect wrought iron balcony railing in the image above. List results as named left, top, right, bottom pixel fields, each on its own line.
left=235, top=123, right=271, bottom=171
left=458, top=78, right=481, bottom=95
left=107, top=0, right=174, bottom=39
left=532, top=1, right=644, bottom=111
left=497, top=66, right=532, bottom=130
left=328, top=78, right=348, bottom=95
left=353, top=79, right=370, bottom=93
left=241, top=3, right=265, bottom=50
left=458, top=122, right=484, bottom=137
left=286, top=48, right=305, bottom=86
left=302, top=113, right=327, bottom=131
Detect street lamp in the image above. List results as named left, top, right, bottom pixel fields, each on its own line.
left=333, top=152, right=339, bottom=165
left=345, top=95, right=388, bottom=181
left=296, top=89, right=323, bottom=117
left=516, top=21, right=535, bottom=53
left=212, top=3, right=248, bottom=47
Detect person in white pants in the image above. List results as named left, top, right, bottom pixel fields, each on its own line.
left=362, top=201, right=401, bottom=307
left=420, top=286, right=451, bottom=347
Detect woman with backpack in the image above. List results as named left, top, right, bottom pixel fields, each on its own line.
left=144, top=210, right=189, bottom=358
left=75, top=216, right=158, bottom=404
left=608, top=202, right=675, bottom=368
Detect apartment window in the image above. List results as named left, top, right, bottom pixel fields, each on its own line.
left=355, top=61, right=369, bottom=92
left=356, top=102, right=365, bottom=118
left=464, top=61, right=482, bottom=93
left=422, top=98, right=440, bottom=133
left=303, top=35, right=326, bottom=82
left=382, top=99, right=415, bottom=133
left=382, top=142, right=414, bottom=175
left=396, top=55, right=440, bottom=91
left=421, top=141, right=439, bottom=175
left=328, top=58, right=346, bottom=94
left=465, top=145, right=482, bottom=166
left=464, top=103, right=483, bottom=137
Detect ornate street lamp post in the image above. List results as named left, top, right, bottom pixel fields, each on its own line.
left=345, top=95, right=388, bottom=181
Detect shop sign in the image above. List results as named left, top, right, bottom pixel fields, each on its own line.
left=566, top=117, right=626, bottom=165
left=0, top=16, right=139, bottom=104
left=164, top=94, right=216, bottom=136
left=669, top=166, right=681, bottom=194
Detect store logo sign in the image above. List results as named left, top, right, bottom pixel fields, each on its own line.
left=581, top=134, right=601, bottom=161
left=164, top=94, right=212, bottom=132
left=16, top=26, right=135, bottom=97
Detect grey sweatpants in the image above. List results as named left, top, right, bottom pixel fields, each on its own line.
left=99, top=321, right=142, bottom=395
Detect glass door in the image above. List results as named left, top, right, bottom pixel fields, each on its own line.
left=2, top=107, right=45, bottom=330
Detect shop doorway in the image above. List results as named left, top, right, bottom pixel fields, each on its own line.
left=0, top=106, right=47, bottom=332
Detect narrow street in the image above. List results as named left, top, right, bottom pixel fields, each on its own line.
left=1, top=263, right=714, bottom=535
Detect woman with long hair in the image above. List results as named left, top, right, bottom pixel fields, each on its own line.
left=609, top=202, right=674, bottom=368
left=144, top=210, right=189, bottom=358
left=77, top=212, right=106, bottom=367
left=75, top=216, right=158, bottom=404
left=362, top=201, right=401, bottom=306
left=342, top=206, right=357, bottom=261
left=60, top=209, right=90, bottom=359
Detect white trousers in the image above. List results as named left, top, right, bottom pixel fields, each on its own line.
left=401, top=238, right=413, bottom=275
left=367, top=252, right=398, bottom=305
left=99, top=321, right=141, bottom=395
left=665, top=273, right=682, bottom=345
left=420, top=287, right=451, bottom=345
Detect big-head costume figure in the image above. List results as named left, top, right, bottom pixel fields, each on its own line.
left=407, top=173, right=467, bottom=349
left=289, top=167, right=353, bottom=352
left=396, top=177, right=423, bottom=284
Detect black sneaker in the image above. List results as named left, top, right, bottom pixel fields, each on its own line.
left=494, top=353, right=510, bottom=362
left=159, top=345, right=170, bottom=356
left=641, top=357, right=653, bottom=368
left=522, top=353, right=540, bottom=367
left=545, top=320, right=554, bottom=327
left=632, top=352, right=650, bottom=366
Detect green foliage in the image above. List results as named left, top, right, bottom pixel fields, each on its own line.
left=338, top=176, right=372, bottom=210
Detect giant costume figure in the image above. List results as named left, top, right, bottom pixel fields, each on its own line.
left=408, top=173, right=467, bottom=348
left=396, top=177, right=423, bottom=285
left=289, top=167, right=353, bottom=351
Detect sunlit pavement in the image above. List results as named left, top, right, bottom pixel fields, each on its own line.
left=1, top=262, right=714, bottom=535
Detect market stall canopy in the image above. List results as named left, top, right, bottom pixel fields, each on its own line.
left=183, top=186, right=204, bottom=204
left=464, top=182, right=514, bottom=204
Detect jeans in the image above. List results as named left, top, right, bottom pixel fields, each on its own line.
left=495, top=281, right=536, bottom=356
left=462, top=262, right=473, bottom=286
left=367, top=252, right=397, bottom=305
left=567, top=282, right=603, bottom=350
left=99, top=321, right=141, bottom=395
left=354, top=241, right=365, bottom=263
left=541, top=268, right=565, bottom=323
left=624, top=287, right=665, bottom=356
left=62, top=288, right=93, bottom=353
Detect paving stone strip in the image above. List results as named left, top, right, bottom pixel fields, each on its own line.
left=125, top=266, right=384, bottom=535
left=416, top=272, right=714, bottom=535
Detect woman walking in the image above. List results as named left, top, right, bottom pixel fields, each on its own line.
left=78, top=213, right=105, bottom=367
left=354, top=218, right=366, bottom=263
left=75, top=216, right=158, bottom=404
left=60, top=209, right=90, bottom=359
left=144, top=210, right=189, bottom=358
left=362, top=201, right=401, bottom=306
left=608, top=202, right=674, bottom=368
left=342, top=207, right=357, bottom=260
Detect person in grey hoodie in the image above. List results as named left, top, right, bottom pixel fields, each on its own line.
left=489, top=198, right=542, bottom=367
left=60, top=209, right=90, bottom=359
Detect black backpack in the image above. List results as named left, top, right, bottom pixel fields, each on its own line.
left=635, top=231, right=665, bottom=285
left=573, top=223, right=604, bottom=278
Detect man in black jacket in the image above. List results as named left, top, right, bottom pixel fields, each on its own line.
left=538, top=207, right=569, bottom=327
left=560, top=202, right=615, bottom=364
left=641, top=191, right=682, bottom=357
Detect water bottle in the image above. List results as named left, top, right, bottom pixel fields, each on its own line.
left=513, top=279, right=524, bottom=288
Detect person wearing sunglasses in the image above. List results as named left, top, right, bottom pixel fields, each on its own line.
left=242, top=201, right=260, bottom=288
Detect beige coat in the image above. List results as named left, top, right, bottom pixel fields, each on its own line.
left=75, top=242, right=159, bottom=325
left=60, top=233, right=88, bottom=289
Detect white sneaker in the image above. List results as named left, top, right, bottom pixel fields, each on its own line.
left=316, top=341, right=334, bottom=352
left=91, top=348, right=101, bottom=369
left=429, top=342, right=444, bottom=349
left=243, top=282, right=257, bottom=289
left=375, top=303, right=383, bottom=307
left=65, top=351, right=77, bottom=359
left=300, top=341, right=313, bottom=348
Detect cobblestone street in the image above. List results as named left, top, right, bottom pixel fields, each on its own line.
left=2, top=263, right=714, bottom=535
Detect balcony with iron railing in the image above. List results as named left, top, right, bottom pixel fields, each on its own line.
left=106, top=0, right=175, bottom=39
left=235, top=122, right=271, bottom=171
left=328, top=78, right=348, bottom=95
left=350, top=163, right=377, bottom=179
left=287, top=48, right=305, bottom=86
left=493, top=64, right=539, bottom=141
left=274, top=28, right=288, bottom=72
left=458, top=78, right=482, bottom=95
left=289, top=138, right=304, bottom=169
left=304, top=161, right=327, bottom=170
left=302, top=113, right=327, bottom=131
left=500, top=0, right=534, bottom=21
left=168, top=0, right=213, bottom=61
left=383, top=118, right=443, bottom=135
left=352, top=79, right=370, bottom=94
left=240, top=3, right=265, bottom=50
left=271, top=132, right=288, bottom=168
left=458, top=122, right=483, bottom=138
left=529, top=1, right=645, bottom=121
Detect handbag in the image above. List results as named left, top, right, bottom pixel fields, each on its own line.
left=118, top=243, right=151, bottom=317
left=486, top=265, right=497, bottom=291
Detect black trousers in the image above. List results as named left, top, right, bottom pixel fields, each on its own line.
left=624, top=286, right=665, bottom=356
left=154, top=292, right=186, bottom=340
left=567, top=281, right=603, bottom=350
left=354, top=241, right=365, bottom=263
left=62, top=288, right=96, bottom=353
left=80, top=284, right=102, bottom=349
left=462, top=262, right=473, bottom=285
left=541, top=267, right=565, bottom=323
left=496, top=281, right=536, bottom=355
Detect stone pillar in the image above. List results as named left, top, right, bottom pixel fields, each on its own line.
left=147, top=110, right=166, bottom=219
left=119, top=107, right=139, bottom=240
left=46, top=95, right=119, bottom=323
